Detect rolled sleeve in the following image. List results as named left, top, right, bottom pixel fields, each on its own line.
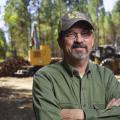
left=84, top=108, right=98, bottom=120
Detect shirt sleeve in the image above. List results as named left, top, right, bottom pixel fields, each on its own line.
left=84, top=70, right=120, bottom=120
left=32, top=71, right=62, bottom=120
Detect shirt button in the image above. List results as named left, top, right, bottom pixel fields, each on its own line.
left=83, top=104, right=86, bottom=107
left=82, top=87, right=85, bottom=90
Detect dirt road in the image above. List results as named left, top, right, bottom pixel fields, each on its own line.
left=0, top=76, right=120, bottom=120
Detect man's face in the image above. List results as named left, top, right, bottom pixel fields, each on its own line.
left=62, top=25, right=94, bottom=61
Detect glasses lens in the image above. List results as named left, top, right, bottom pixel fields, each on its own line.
left=81, top=30, right=93, bottom=39
left=65, top=30, right=93, bottom=40
left=65, top=32, right=76, bottom=40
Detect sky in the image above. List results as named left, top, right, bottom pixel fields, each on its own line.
left=104, top=0, right=118, bottom=11
left=0, top=0, right=119, bottom=30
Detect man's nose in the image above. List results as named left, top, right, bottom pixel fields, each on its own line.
left=75, top=33, right=84, bottom=42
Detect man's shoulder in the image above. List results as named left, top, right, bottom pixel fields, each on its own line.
left=89, top=62, right=113, bottom=74
left=36, top=61, right=63, bottom=74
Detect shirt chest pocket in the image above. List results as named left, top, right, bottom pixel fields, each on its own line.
left=59, top=103, right=80, bottom=109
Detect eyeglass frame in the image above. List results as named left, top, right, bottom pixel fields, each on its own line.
left=64, top=29, right=94, bottom=41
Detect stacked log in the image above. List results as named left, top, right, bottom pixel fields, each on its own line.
left=0, top=56, right=30, bottom=77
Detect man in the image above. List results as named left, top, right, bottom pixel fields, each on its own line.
left=32, top=11, right=120, bottom=120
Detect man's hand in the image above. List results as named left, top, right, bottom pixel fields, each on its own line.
left=60, top=109, right=84, bottom=120
left=106, top=98, right=120, bottom=109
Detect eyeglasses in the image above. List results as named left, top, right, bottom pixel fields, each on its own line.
left=65, top=30, right=93, bottom=40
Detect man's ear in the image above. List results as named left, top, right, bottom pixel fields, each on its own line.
left=58, top=38, right=64, bottom=49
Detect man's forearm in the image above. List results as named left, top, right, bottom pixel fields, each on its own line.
left=60, top=109, right=85, bottom=120
left=106, top=98, right=120, bottom=109
left=60, top=98, right=120, bottom=120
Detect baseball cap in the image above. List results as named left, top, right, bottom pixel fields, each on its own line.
left=58, top=11, right=94, bottom=33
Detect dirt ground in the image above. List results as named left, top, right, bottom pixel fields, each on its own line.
left=0, top=77, right=35, bottom=120
left=0, top=76, right=120, bottom=120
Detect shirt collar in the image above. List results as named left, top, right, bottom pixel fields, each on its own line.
left=61, top=60, right=93, bottom=77
left=61, top=60, right=73, bottom=77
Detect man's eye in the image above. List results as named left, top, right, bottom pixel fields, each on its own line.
left=66, top=33, right=76, bottom=37
left=82, top=31, right=88, bottom=35
left=81, top=31, right=92, bottom=36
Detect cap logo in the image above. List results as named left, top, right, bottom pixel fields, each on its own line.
left=68, top=11, right=79, bottom=19
left=68, top=11, right=86, bottom=20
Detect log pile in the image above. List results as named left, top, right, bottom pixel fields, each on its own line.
left=0, top=56, right=30, bottom=77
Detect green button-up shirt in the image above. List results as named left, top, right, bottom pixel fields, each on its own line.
left=32, top=61, right=120, bottom=120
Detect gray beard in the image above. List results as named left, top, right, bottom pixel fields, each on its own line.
left=71, top=52, right=89, bottom=61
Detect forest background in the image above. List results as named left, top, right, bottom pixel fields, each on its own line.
left=0, top=0, right=120, bottom=60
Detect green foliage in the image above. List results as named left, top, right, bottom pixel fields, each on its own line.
left=103, top=0, right=120, bottom=44
left=0, top=29, right=7, bottom=59
left=4, top=0, right=31, bottom=56
left=112, top=3, right=120, bottom=27
left=35, top=0, right=67, bottom=56
left=3, top=0, right=120, bottom=57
